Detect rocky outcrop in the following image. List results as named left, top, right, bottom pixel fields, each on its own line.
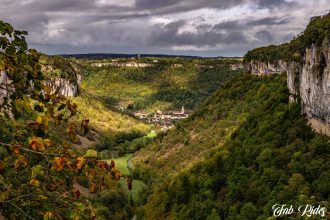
left=229, top=63, right=244, bottom=71
left=245, top=60, right=287, bottom=75
left=245, top=38, right=330, bottom=135
left=0, top=70, right=81, bottom=101
left=293, top=39, right=330, bottom=135
left=44, top=75, right=81, bottom=97
left=0, top=70, right=12, bottom=103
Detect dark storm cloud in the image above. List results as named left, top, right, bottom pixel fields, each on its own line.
left=0, top=0, right=327, bottom=56
left=247, top=16, right=292, bottom=26
left=255, top=0, right=296, bottom=9
left=211, top=16, right=291, bottom=32
left=135, top=0, right=246, bottom=12
left=213, top=21, right=241, bottom=30
left=134, top=0, right=293, bottom=13
left=135, top=0, right=180, bottom=9
left=149, top=20, right=249, bottom=48
left=255, top=30, right=274, bottom=42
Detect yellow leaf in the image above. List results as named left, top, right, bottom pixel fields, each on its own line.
left=43, top=139, right=52, bottom=147
left=37, top=195, right=48, bottom=201
left=43, top=212, right=53, bottom=220
left=31, top=165, right=44, bottom=179
left=0, top=191, right=8, bottom=202
left=76, top=157, right=86, bottom=170
left=36, top=115, right=43, bottom=124
left=85, top=150, right=97, bottom=158
left=43, top=85, right=51, bottom=94
left=62, top=192, right=69, bottom=198
left=0, top=60, right=5, bottom=71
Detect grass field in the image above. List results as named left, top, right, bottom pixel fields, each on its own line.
left=105, top=154, right=146, bottom=203
left=105, top=154, right=132, bottom=175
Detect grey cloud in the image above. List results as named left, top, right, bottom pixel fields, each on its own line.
left=254, top=0, right=296, bottom=9
left=213, top=21, right=241, bottom=30
left=212, top=16, right=291, bottom=33
left=135, top=0, right=180, bottom=9
left=255, top=30, right=274, bottom=42
left=0, top=0, right=327, bottom=56
left=247, top=16, right=292, bottom=26
left=149, top=20, right=249, bottom=48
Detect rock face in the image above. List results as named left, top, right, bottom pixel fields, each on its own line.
left=245, top=38, right=330, bottom=135
left=0, top=70, right=12, bottom=103
left=295, top=39, right=330, bottom=135
left=229, top=63, right=244, bottom=71
left=245, top=60, right=287, bottom=75
left=0, top=70, right=81, bottom=101
left=44, top=75, right=81, bottom=97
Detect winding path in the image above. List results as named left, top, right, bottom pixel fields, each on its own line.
left=127, top=157, right=134, bottom=171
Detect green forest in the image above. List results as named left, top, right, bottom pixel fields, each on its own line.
left=133, top=74, right=330, bottom=219
left=79, top=58, right=240, bottom=112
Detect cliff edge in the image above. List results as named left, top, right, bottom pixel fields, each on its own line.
left=244, top=13, right=330, bottom=135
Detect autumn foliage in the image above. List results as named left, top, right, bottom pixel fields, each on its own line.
left=0, top=21, right=122, bottom=219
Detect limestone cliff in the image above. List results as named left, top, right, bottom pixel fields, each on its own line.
left=0, top=70, right=12, bottom=103
left=43, top=74, right=81, bottom=97
left=245, top=60, right=287, bottom=75
left=0, top=70, right=81, bottom=101
left=245, top=38, right=330, bottom=135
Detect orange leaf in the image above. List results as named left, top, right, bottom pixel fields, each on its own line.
left=73, top=188, right=80, bottom=199
left=76, top=157, right=86, bottom=170
left=110, top=160, right=115, bottom=168
left=11, top=144, right=21, bottom=155
left=14, top=155, right=28, bottom=169
left=110, top=167, right=123, bottom=180
left=62, top=192, right=69, bottom=198
left=89, top=181, right=97, bottom=193
left=0, top=161, right=4, bottom=170
left=28, top=137, right=45, bottom=152
left=29, top=179, right=40, bottom=187
left=96, top=160, right=108, bottom=170
left=52, top=157, right=67, bottom=171
left=85, top=168, right=96, bottom=179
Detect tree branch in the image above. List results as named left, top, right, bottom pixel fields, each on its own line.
left=6, top=201, right=36, bottom=220
left=2, top=193, right=33, bottom=203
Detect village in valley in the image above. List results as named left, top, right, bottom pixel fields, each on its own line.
left=133, top=106, right=191, bottom=131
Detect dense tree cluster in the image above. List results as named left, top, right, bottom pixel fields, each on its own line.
left=134, top=74, right=329, bottom=219
left=0, top=21, right=124, bottom=219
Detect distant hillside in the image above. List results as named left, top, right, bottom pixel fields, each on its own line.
left=60, top=53, right=204, bottom=59
left=79, top=58, right=242, bottom=112
left=132, top=74, right=330, bottom=219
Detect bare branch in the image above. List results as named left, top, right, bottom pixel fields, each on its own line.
left=2, top=193, right=33, bottom=203
left=6, top=201, right=36, bottom=220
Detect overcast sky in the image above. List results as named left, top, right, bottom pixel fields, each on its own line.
left=0, top=0, right=329, bottom=56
